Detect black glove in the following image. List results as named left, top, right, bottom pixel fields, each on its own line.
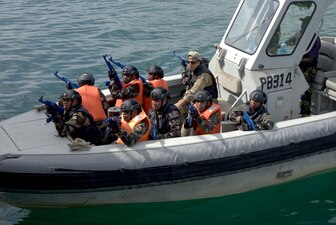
left=46, top=106, right=57, bottom=117
left=66, top=81, right=73, bottom=90
left=181, top=59, right=188, bottom=68
left=189, top=109, right=199, bottom=119
left=108, top=70, right=117, bottom=80
left=109, top=120, right=120, bottom=133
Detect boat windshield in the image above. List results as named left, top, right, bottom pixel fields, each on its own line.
left=267, top=2, right=316, bottom=56
left=225, top=0, right=279, bottom=54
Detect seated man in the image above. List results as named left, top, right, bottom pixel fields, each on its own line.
left=229, top=90, right=274, bottom=131
left=52, top=89, right=101, bottom=145
left=147, top=87, right=181, bottom=140
left=109, top=65, right=143, bottom=108
left=75, top=73, right=108, bottom=123
left=107, top=99, right=150, bottom=147
left=182, top=90, right=222, bottom=136
left=143, top=65, right=169, bottom=113
left=175, top=51, right=218, bottom=116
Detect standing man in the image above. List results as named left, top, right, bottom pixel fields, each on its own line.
left=148, top=87, right=181, bottom=140
left=299, top=36, right=321, bottom=116
left=175, top=51, right=218, bottom=115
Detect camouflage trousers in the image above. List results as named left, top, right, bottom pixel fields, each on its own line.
left=300, top=66, right=317, bottom=115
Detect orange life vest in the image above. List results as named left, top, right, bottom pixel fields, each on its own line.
left=143, top=79, right=169, bottom=113
left=195, top=103, right=221, bottom=135
left=117, top=110, right=151, bottom=144
left=115, top=78, right=143, bottom=107
left=75, top=85, right=107, bottom=122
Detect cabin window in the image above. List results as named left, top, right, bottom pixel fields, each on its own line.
left=225, top=0, right=279, bottom=55
left=267, top=2, right=316, bottom=56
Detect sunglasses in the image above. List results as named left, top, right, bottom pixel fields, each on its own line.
left=187, top=61, right=197, bottom=65
left=122, top=73, right=132, bottom=77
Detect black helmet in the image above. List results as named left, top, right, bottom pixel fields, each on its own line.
left=120, top=99, right=141, bottom=113
left=249, top=90, right=267, bottom=104
left=78, top=73, right=95, bottom=86
left=122, top=66, right=139, bottom=78
left=150, top=87, right=170, bottom=100
left=62, top=89, right=82, bottom=104
left=194, top=90, right=212, bottom=101
left=147, top=66, right=164, bottom=78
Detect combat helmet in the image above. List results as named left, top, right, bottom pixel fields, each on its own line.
left=62, top=89, right=82, bottom=104
left=78, top=73, right=95, bottom=86
left=120, top=99, right=141, bottom=113
left=122, top=66, right=139, bottom=78
left=147, top=66, right=164, bottom=78
left=249, top=90, right=267, bottom=104
left=150, top=87, right=170, bottom=100
left=194, top=90, right=212, bottom=102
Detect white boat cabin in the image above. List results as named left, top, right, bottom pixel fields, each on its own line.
left=203, top=0, right=336, bottom=123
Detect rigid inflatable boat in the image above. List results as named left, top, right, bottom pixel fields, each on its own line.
left=1, top=0, right=336, bottom=207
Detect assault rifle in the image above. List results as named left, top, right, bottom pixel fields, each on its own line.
left=38, top=96, right=64, bottom=123
left=243, top=111, right=257, bottom=131
left=103, top=54, right=123, bottom=90
left=53, top=71, right=79, bottom=89
left=108, top=57, right=147, bottom=84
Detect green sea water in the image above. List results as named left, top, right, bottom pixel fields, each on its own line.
left=1, top=0, right=336, bottom=224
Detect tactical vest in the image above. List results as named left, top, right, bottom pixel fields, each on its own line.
left=64, top=105, right=100, bottom=145
left=150, top=103, right=179, bottom=135
left=189, top=64, right=218, bottom=99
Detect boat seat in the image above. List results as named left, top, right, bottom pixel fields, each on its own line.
left=313, top=40, right=336, bottom=91
left=217, top=98, right=233, bottom=120
left=312, top=39, right=336, bottom=113
left=213, top=48, right=242, bottom=120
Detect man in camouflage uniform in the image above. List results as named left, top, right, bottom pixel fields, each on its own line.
left=148, top=87, right=182, bottom=139
left=175, top=51, right=218, bottom=116
left=182, top=90, right=222, bottom=136
left=51, top=89, right=101, bottom=145
left=107, top=99, right=150, bottom=147
left=283, top=16, right=321, bottom=115
left=108, top=65, right=143, bottom=107
left=299, top=36, right=321, bottom=116
left=229, top=90, right=274, bottom=131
